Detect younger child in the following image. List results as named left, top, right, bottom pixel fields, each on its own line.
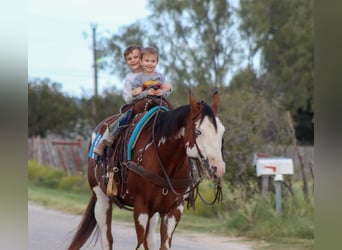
left=132, top=47, right=172, bottom=99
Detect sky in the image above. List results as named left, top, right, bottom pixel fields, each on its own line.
left=28, top=0, right=149, bottom=98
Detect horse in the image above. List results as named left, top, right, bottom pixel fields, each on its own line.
left=67, top=92, right=226, bottom=250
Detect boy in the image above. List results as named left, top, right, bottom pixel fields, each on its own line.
left=132, top=47, right=172, bottom=99
left=94, top=46, right=172, bottom=155
left=94, top=45, right=143, bottom=155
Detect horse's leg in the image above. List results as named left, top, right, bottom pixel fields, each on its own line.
left=93, top=186, right=113, bottom=250
left=145, top=212, right=159, bottom=250
left=133, top=198, right=151, bottom=250
left=159, top=202, right=184, bottom=250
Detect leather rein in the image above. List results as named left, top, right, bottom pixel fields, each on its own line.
left=133, top=98, right=223, bottom=205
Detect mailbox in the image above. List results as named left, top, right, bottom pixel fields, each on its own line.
left=255, top=156, right=294, bottom=176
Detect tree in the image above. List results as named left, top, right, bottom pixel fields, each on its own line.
left=238, top=0, right=314, bottom=144
left=220, top=84, right=291, bottom=193
left=28, top=78, right=85, bottom=138
left=80, top=90, right=124, bottom=129
left=98, top=0, right=240, bottom=94
left=238, top=0, right=314, bottom=113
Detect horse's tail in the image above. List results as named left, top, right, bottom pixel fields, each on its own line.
left=68, top=193, right=98, bottom=250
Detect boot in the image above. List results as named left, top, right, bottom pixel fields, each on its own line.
left=112, top=125, right=124, bottom=140
left=93, top=136, right=114, bottom=156
left=93, top=142, right=106, bottom=156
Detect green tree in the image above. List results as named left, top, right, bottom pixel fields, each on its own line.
left=80, top=90, right=124, bottom=129
left=238, top=0, right=314, bottom=144
left=238, top=0, right=314, bottom=113
left=98, top=0, right=240, bottom=94
left=28, top=79, right=85, bottom=138
left=220, top=85, right=291, bottom=192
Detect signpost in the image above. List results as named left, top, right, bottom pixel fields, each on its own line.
left=253, top=154, right=294, bottom=213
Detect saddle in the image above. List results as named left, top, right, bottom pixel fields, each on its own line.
left=94, top=97, right=172, bottom=198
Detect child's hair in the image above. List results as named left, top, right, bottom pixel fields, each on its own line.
left=123, top=44, right=141, bottom=59
left=140, top=47, right=159, bottom=62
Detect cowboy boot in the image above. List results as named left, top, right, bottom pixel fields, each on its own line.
left=93, top=136, right=115, bottom=156
left=111, top=125, right=124, bottom=141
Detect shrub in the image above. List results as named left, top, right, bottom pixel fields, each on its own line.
left=28, top=160, right=64, bottom=188
left=186, top=180, right=224, bottom=217
left=58, top=175, right=90, bottom=194
left=28, top=160, right=90, bottom=193
left=221, top=183, right=314, bottom=240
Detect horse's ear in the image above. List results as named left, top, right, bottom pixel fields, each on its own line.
left=211, top=90, right=219, bottom=114
left=189, top=91, right=200, bottom=116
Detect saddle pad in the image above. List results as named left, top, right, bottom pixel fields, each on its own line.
left=127, top=105, right=169, bottom=161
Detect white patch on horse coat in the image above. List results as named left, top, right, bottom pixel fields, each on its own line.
left=136, top=213, right=149, bottom=250
left=166, top=215, right=177, bottom=244
left=93, top=186, right=110, bottom=250
left=177, top=203, right=184, bottom=214
left=138, top=213, right=149, bottom=229
left=186, top=117, right=226, bottom=177
left=176, top=128, right=185, bottom=139
left=146, top=213, right=159, bottom=249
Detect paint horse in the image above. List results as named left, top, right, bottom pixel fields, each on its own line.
left=67, top=92, right=226, bottom=250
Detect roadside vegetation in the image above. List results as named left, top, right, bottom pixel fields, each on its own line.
left=28, top=160, right=313, bottom=250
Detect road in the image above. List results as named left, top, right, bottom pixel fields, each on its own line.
left=28, top=203, right=254, bottom=250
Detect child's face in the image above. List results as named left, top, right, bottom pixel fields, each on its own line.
left=125, top=49, right=142, bottom=72
left=140, top=53, right=158, bottom=74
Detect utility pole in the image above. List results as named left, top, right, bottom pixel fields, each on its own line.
left=91, top=24, right=98, bottom=97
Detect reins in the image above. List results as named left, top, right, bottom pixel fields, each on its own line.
left=149, top=97, right=222, bottom=205
left=150, top=97, right=201, bottom=197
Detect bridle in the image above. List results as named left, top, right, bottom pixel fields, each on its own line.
left=150, top=98, right=222, bottom=204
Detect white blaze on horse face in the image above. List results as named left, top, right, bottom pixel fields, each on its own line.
left=93, top=186, right=111, bottom=250
left=186, top=116, right=226, bottom=178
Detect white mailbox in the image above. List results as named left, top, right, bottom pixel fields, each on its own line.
left=255, top=156, right=294, bottom=176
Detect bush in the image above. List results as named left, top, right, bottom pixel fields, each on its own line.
left=186, top=180, right=223, bottom=217
left=28, top=160, right=64, bottom=188
left=28, top=160, right=89, bottom=193
left=221, top=184, right=314, bottom=240
left=58, top=175, right=90, bottom=194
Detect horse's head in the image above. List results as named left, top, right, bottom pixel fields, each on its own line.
left=185, top=92, right=226, bottom=178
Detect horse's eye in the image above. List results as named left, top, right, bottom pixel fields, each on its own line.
left=194, top=129, right=201, bottom=137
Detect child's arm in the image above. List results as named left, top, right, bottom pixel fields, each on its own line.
left=132, top=87, right=143, bottom=97
left=159, top=82, right=173, bottom=97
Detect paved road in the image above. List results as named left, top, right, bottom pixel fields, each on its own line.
left=28, top=204, right=254, bottom=250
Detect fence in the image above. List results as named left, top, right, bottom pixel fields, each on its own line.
left=28, top=137, right=314, bottom=179
left=28, top=136, right=89, bottom=175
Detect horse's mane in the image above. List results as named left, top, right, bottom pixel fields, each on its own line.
left=153, top=102, right=217, bottom=139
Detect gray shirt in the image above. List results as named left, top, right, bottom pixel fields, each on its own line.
left=122, top=72, right=142, bottom=104
left=132, top=72, right=165, bottom=89
left=132, top=72, right=172, bottom=100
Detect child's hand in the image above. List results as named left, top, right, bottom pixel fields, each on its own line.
left=132, top=87, right=143, bottom=96
left=154, top=89, right=163, bottom=96
left=147, top=88, right=156, bottom=95
left=160, top=83, right=171, bottom=91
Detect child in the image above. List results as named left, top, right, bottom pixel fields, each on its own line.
left=94, top=45, right=143, bottom=155
left=94, top=46, right=172, bottom=155
left=132, top=47, right=172, bottom=99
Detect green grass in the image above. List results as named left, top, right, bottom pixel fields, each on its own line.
left=28, top=184, right=134, bottom=221
left=28, top=160, right=314, bottom=250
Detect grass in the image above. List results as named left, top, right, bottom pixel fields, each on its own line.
left=28, top=184, right=313, bottom=250
left=28, top=160, right=314, bottom=250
